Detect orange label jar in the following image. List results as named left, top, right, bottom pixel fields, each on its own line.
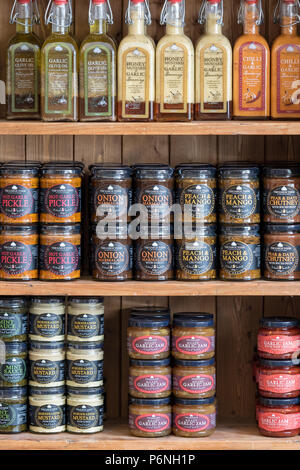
left=258, top=358, right=300, bottom=398
left=127, top=316, right=170, bottom=360
left=172, top=314, right=215, bottom=360
left=129, top=397, right=172, bottom=438
left=257, top=397, right=300, bottom=437
left=258, top=317, right=300, bottom=360
left=0, top=225, right=38, bottom=280
left=39, top=224, right=81, bottom=281
left=264, top=224, right=300, bottom=280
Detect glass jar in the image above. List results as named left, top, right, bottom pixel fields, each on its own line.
left=39, top=224, right=81, bottom=281
left=127, top=316, right=170, bottom=360
left=29, top=297, right=65, bottom=342
left=0, top=225, right=38, bottom=281
left=0, top=387, right=27, bottom=433
left=218, top=164, right=260, bottom=224
left=66, top=341, right=104, bottom=388
left=40, top=166, right=82, bottom=224
left=175, top=164, right=217, bottom=223
left=0, top=341, right=27, bottom=388
left=172, top=314, right=215, bottom=360
left=258, top=358, right=300, bottom=398
left=264, top=224, right=300, bottom=280
left=219, top=224, right=261, bottom=281
left=263, top=164, right=300, bottom=224
left=257, top=397, right=300, bottom=438
left=0, top=297, right=28, bottom=342
left=67, top=387, right=104, bottom=434
left=89, top=164, right=132, bottom=223
left=173, top=397, right=217, bottom=437
left=173, top=358, right=216, bottom=399
left=129, top=359, right=171, bottom=398
left=29, top=386, right=66, bottom=434
left=176, top=225, right=217, bottom=281
left=258, top=317, right=300, bottom=360
left=29, top=341, right=65, bottom=388
left=0, top=165, right=39, bottom=224
left=67, top=297, right=104, bottom=343
left=129, top=397, right=172, bottom=437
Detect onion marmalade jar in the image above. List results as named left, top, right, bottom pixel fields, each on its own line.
left=257, top=397, right=300, bottom=438
left=175, top=164, right=217, bottom=223
left=129, top=359, right=172, bottom=398
left=263, top=164, right=300, bottom=224
left=172, top=314, right=215, bottom=360
left=264, top=224, right=300, bottom=280
left=0, top=164, right=39, bottom=224
left=218, top=164, right=260, bottom=224
left=173, top=397, right=217, bottom=438
left=258, top=359, right=300, bottom=398
left=258, top=317, right=300, bottom=360
left=129, top=397, right=172, bottom=437
left=173, top=358, right=216, bottom=399
left=127, top=316, right=170, bottom=360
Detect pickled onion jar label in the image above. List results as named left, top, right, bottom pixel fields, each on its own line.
left=257, top=334, right=300, bottom=355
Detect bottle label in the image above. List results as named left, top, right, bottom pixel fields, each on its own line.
left=68, top=313, right=104, bottom=339
left=95, top=241, right=131, bottom=277
left=10, top=42, right=39, bottom=113
left=30, top=313, right=64, bottom=338
left=129, top=374, right=171, bottom=394
left=258, top=334, right=300, bottom=355
left=68, top=404, right=103, bottom=430
left=0, top=312, right=27, bottom=338
left=0, top=358, right=27, bottom=384
left=83, top=43, right=113, bottom=117
left=265, top=185, right=300, bottom=219
left=173, top=373, right=216, bottom=394
left=44, top=43, right=74, bottom=115
left=122, top=47, right=149, bottom=118
left=135, top=185, right=173, bottom=220
left=41, top=184, right=80, bottom=219
left=178, top=184, right=216, bottom=219
left=178, top=241, right=216, bottom=276
left=0, top=241, right=38, bottom=275
left=29, top=404, right=65, bottom=430
left=258, top=411, right=300, bottom=432
left=128, top=335, right=170, bottom=356
left=92, top=184, right=130, bottom=219
left=239, top=41, right=266, bottom=112
left=201, top=44, right=227, bottom=113
left=30, top=359, right=65, bottom=384
left=67, top=359, right=103, bottom=385
left=0, top=403, right=27, bottom=428
left=220, top=241, right=261, bottom=275
left=40, top=242, right=80, bottom=277
left=0, top=184, right=38, bottom=219
left=173, top=335, right=214, bottom=356
left=174, top=412, right=216, bottom=433
left=129, top=413, right=171, bottom=433
left=277, top=44, right=300, bottom=115
left=259, top=372, right=300, bottom=393
left=161, top=43, right=187, bottom=113
left=137, top=241, right=173, bottom=276
left=221, top=184, right=259, bottom=220
left=265, top=242, right=299, bottom=275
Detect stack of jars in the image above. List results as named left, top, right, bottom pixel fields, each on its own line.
left=66, top=297, right=104, bottom=434
left=255, top=317, right=300, bottom=438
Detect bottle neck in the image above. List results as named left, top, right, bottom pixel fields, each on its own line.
left=281, top=2, right=298, bottom=36
left=51, top=4, right=70, bottom=35
left=205, top=2, right=222, bottom=34
left=243, top=2, right=260, bottom=35
left=165, top=0, right=185, bottom=35
left=15, top=2, right=33, bottom=34
left=128, top=2, right=146, bottom=35
left=89, top=2, right=108, bottom=35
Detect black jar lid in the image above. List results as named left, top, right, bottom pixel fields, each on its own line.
left=67, top=341, right=104, bottom=351
left=263, top=164, right=300, bottom=179
left=68, top=297, right=104, bottom=305
left=259, top=358, right=300, bottom=368
left=259, top=396, right=300, bottom=406
left=174, top=358, right=215, bottom=367
left=136, top=224, right=174, bottom=238
left=0, top=164, right=39, bottom=176
left=174, top=396, right=216, bottom=406
left=131, top=307, right=170, bottom=319
left=41, top=224, right=81, bottom=235
left=67, top=386, right=104, bottom=396
left=43, top=161, right=84, bottom=169
left=0, top=297, right=27, bottom=308
left=264, top=224, right=300, bottom=234
left=134, top=164, right=174, bottom=180
left=173, top=313, right=214, bottom=328
left=183, top=224, right=217, bottom=238
left=175, top=164, right=217, bottom=179
left=90, top=164, right=132, bottom=179
left=41, top=166, right=82, bottom=176
left=4, top=341, right=27, bottom=354
left=259, top=317, right=300, bottom=329
left=30, top=340, right=65, bottom=351
left=3, top=160, right=42, bottom=168
left=218, top=163, right=260, bottom=179
left=0, top=225, right=38, bottom=235
left=0, top=387, right=27, bottom=398
left=220, top=224, right=260, bottom=236
left=129, top=397, right=171, bottom=406
left=31, top=297, right=65, bottom=305
left=29, top=386, right=65, bottom=396
left=128, top=316, right=170, bottom=328
left=130, top=358, right=171, bottom=367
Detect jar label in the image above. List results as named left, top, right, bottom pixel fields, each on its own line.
left=67, top=359, right=103, bottom=385
left=30, top=313, right=64, bottom=338
left=238, top=42, right=266, bottom=112
left=161, top=43, right=187, bottom=113
left=129, top=374, right=171, bottom=394
left=68, top=313, right=104, bottom=339
left=220, top=241, right=260, bottom=275
left=68, top=404, right=104, bottom=430
left=0, top=312, right=27, bottom=338
left=258, top=411, right=300, bottom=432
left=30, top=359, right=65, bottom=385
left=30, top=404, right=65, bottom=430
left=41, top=184, right=80, bottom=219
left=259, top=372, right=300, bottom=393
left=0, top=184, right=38, bottom=219
left=173, top=335, right=215, bottom=356
left=178, top=241, right=216, bottom=276
left=95, top=241, right=131, bottom=276
left=201, top=44, right=227, bottom=112
left=265, top=186, right=300, bottom=219
left=0, top=241, right=38, bottom=275
left=173, top=373, right=216, bottom=394
left=129, top=412, right=171, bottom=433
left=0, top=357, right=27, bottom=384
left=40, top=242, right=81, bottom=277
left=0, top=403, right=27, bottom=428
left=92, top=184, right=131, bottom=219
left=258, top=334, right=300, bottom=355
left=221, top=185, right=258, bottom=220
left=136, top=185, right=173, bottom=220
left=277, top=44, right=300, bottom=115
left=128, top=335, right=170, bottom=356
left=122, top=47, right=150, bottom=119
left=137, top=241, right=173, bottom=276
left=178, top=184, right=216, bottom=219
left=174, top=412, right=216, bottom=432
left=265, top=242, right=299, bottom=275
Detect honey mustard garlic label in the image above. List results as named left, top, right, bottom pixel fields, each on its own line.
left=201, top=44, right=227, bottom=113
left=277, top=44, right=300, bottom=115
left=239, top=42, right=266, bottom=112
left=122, top=47, right=150, bottom=118
left=45, top=43, right=73, bottom=115
left=10, top=43, right=39, bottom=113
left=161, top=43, right=187, bottom=113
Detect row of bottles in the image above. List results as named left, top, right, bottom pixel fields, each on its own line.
left=6, top=0, right=300, bottom=122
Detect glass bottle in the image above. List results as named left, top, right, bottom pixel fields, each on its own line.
left=118, top=0, right=155, bottom=122
left=79, top=0, right=116, bottom=122
left=195, top=0, right=232, bottom=120
left=41, top=0, right=78, bottom=121
left=6, top=0, right=41, bottom=120
left=271, top=0, right=300, bottom=119
left=156, top=0, right=194, bottom=121
left=233, top=0, right=270, bottom=119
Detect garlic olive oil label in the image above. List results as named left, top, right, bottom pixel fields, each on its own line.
left=201, top=44, right=227, bottom=113
left=122, top=47, right=150, bottom=118
left=10, top=43, right=39, bottom=113
left=161, top=43, right=187, bottom=113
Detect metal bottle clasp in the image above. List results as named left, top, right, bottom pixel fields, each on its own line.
left=125, top=0, right=152, bottom=26
left=273, top=0, right=300, bottom=26
left=198, top=0, right=223, bottom=26
left=89, top=0, right=114, bottom=25
left=45, top=0, right=73, bottom=27
left=160, top=0, right=185, bottom=26
left=9, top=0, right=40, bottom=26
left=238, top=0, right=264, bottom=26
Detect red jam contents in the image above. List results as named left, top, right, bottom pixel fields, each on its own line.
left=258, top=359, right=300, bottom=398
left=257, top=317, right=300, bottom=359
left=257, top=397, right=300, bottom=437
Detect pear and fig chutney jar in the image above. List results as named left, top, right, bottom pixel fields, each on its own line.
left=0, top=387, right=27, bottom=433
left=129, top=359, right=171, bottom=399
left=29, top=386, right=66, bottom=434
left=173, top=358, right=216, bottom=399
left=127, top=316, right=170, bottom=360
left=129, top=397, right=172, bottom=437
left=258, top=359, right=300, bottom=399
left=172, top=314, right=215, bottom=360
left=257, top=397, right=300, bottom=438
left=258, top=317, right=300, bottom=360
left=264, top=224, right=300, bottom=280
left=173, top=397, right=217, bottom=438
left=67, top=387, right=104, bottom=434
left=29, top=297, right=65, bottom=342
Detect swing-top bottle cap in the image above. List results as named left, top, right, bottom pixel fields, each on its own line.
left=18, top=1, right=31, bottom=4
left=131, top=0, right=145, bottom=3
left=207, top=0, right=222, bottom=3
left=169, top=0, right=183, bottom=3
left=93, top=0, right=107, bottom=3
left=54, top=0, right=68, bottom=4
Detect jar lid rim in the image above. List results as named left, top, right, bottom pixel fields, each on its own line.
left=259, top=317, right=300, bottom=328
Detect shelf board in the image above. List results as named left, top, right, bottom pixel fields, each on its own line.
left=1, top=120, right=300, bottom=136
left=0, top=420, right=299, bottom=450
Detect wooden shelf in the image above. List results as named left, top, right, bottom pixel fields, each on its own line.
left=1, top=120, right=300, bottom=136
left=0, top=420, right=299, bottom=450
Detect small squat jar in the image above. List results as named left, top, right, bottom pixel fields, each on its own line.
left=172, top=314, right=215, bottom=360
left=29, top=386, right=66, bottom=434
left=258, top=317, right=300, bottom=360
left=173, top=397, right=217, bottom=438
left=258, top=359, right=300, bottom=398
left=0, top=297, right=28, bottom=342
left=129, top=359, right=172, bottom=398
left=127, top=316, right=170, bottom=360
left=29, top=341, right=65, bottom=388
left=0, top=342, right=27, bottom=388
left=257, top=397, right=300, bottom=438
left=129, top=397, right=172, bottom=438
left=67, top=387, right=104, bottom=434
left=219, top=225, right=261, bottom=281
left=0, top=387, right=27, bottom=433
left=173, top=358, right=216, bottom=399
left=66, top=341, right=104, bottom=388
left=67, top=297, right=104, bottom=343
left=29, top=297, right=65, bottom=342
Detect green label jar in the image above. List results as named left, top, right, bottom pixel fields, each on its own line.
left=0, top=342, right=27, bottom=388
left=0, top=298, right=28, bottom=341
left=0, top=387, right=27, bottom=433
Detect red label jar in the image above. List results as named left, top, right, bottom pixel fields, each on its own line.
left=129, top=397, right=172, bottom=437
left=173, top=358, right=216, bottom=399
left=127, top=315, right=170, bottom=360
left=258, top=358, right=300, bottom=398
left=257, top=396, right=300, bottom=437
left=173, top=397, right=217, bottom=438
left=172, top=313, right=215, bottom=360
left=129, top=359, right=171, bottom=398
left=258, top=317, right=300, bottom=360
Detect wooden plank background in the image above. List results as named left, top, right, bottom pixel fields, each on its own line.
left=0, top=0, right=299, bottom=421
